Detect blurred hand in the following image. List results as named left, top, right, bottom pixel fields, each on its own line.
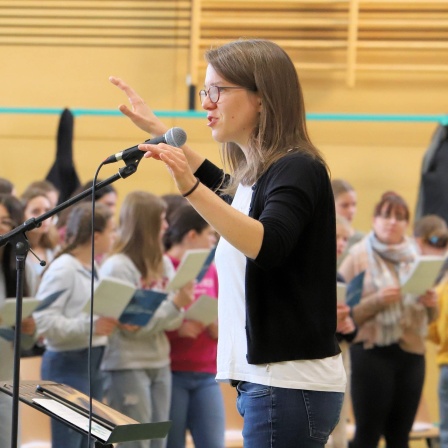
left=418, top=289, right=438, bottom=308
left=118, top=323, right=140, bottom=333
left=21, top=316, right=36, bottom=335
left=173, top=281, right=195, bottom=309
left=95, top=317, right=119, bottom=336
left=337, top=316, right=356, bottom=335
left=336, top=304, right=350, bottom=324
left=206, top=321, right=218, bottom=340
left=379, top=286, right=402, bottom=305
left=178, top=320, right=204, bottom=339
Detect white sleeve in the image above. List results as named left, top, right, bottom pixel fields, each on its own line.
left=33, top=259, right=91, bottom=343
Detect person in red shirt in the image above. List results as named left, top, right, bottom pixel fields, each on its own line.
left=164, top=204, right=224, bottom=448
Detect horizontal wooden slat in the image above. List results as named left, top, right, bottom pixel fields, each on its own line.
left=357, top=63, right=448, bottom=71
left=358, top=41, right=448, bottom=49
left=0, top=0, right=191, bottom=48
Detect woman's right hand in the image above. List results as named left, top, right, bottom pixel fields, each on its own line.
left=109, top=76, right=168, bottom=136
left=177, top=320, right=204, bottom=339
left=172, top=281, right=195, bottom=310
left=379, top=286, right=402, bottom=305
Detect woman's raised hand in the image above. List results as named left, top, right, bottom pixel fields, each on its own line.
left=109, top=76, right=168, bottom=136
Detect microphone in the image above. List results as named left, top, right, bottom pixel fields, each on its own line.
left=103, top=127, right=187, bottom=165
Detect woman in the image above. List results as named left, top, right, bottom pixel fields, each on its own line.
left=109, top=38, right=345, bottom=448
left=328, top=214, right=356, bottom=448
left=99, top=191, right=194, bottom=448
left=20, top=187, right=58, bottom=275
left=164, top=204, right=224, bottom=448
left=339, top=192, right=438, bottom=448
left=33, top=202, right=119, bottom=448
left=0, top=194, right=39, bottom=448
left=331, top=179, right=363, bottom=266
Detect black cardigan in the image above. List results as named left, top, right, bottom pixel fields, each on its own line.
left=195, top=152, right=340, bottom=364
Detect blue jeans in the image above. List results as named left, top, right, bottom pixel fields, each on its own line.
left=41, top=346, right=105, bottom=448
left=236, top=382, right=343, bottom=448
left=167, top=371, right=225, bottom=448
left=439, top=365, right=448, bottom=447
left=104, top=366, right=171, bottom=448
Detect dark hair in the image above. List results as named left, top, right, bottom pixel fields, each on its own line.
left=414, top=214, right=448, bottom=248
left=373, top=191, right=410, bottom=222
left=56, top=180, right=117, bottom=229
left=56, top=202, right=113, bottom=258
left=163, top=204, right=209, bottom=250
left=0, top=194, right=31, bottom=296
left=76, top=180, right=117, bottom=202
left=160, top=194, right=188, bottom=225
left=0, top=178, right=15, bottom=195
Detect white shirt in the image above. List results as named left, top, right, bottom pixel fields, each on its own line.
left=215, top=184, right=346, bottom=392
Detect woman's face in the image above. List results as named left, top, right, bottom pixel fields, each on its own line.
left=159, top=212, right=169, bottom=241
left=335, top=191, right=357, bottom=223
left=0, top=204, right=14, bottom=234
left=95, top=217, right=117, bottom=256
left=191, top=225, right=218, bottom=250
left=201, top=64, right=261, bottom=151
left=336, top=225, right=350, bottom=258
left=373, top=205, right=408, bottom=245
left=24, top=195, right=52, bottom=234
left=98, top=192, right=118, bottom=215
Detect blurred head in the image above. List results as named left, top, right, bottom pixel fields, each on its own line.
left=63, top=202, right=114, bottom=256
left=203, top=39, right=325, bottom=191
left=112, top=191, right=167, bottom=279
left=164, top=204, right=217, bottom=251
left=372, top=191, right=410, bottom=245
left=161, top=194, right=188, bottom=225
left=80, top=180, right=118, bottom=214
left=24, top=180, right=59, bottom=208
left=331, top=179, right=357, bottom=223
left=57, top=180, right=118, bottom=230
left=335, top=214, right=351, bottom=258
left=413, top=214, right=448, bottom=255
left=0, top=177, right=15, bottom=196
left=20, top=188, right=56, bottom=248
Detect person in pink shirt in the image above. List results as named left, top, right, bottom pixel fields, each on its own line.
left=164, top=204, right=224, bottom=448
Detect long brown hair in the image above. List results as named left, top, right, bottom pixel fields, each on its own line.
left=111, top=191, right=166, bottom=282
left=204, top=39, right=327, bottom=192
left=55, top=202, right=112, bottom=259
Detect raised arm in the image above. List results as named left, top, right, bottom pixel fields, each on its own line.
left=109, top=76, right=205, bottom=173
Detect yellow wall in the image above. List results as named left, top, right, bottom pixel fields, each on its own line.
left=1, top=41, right=447, bottom=428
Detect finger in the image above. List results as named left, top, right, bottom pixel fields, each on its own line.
left=109, top=76, right=136, bottom=97
left=118, top=104, right=138, bottom=118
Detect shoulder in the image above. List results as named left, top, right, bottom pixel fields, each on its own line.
left=263, top=152, right=329, bottom=187
left=46, top=254, right=78, bottom=271
left=101, top=253, right=133, bottom=270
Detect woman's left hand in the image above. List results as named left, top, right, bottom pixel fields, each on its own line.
left=418, top=289, right=438, bottom=308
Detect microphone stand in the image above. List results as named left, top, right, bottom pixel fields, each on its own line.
left=0, top=161, right=139, bottom=448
